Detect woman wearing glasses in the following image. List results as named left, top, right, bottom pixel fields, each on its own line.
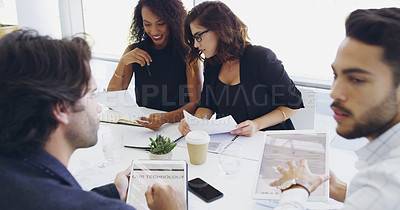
left=108, top=0, right=202, bottom=130
left=179, top=1, right=304, bottom=136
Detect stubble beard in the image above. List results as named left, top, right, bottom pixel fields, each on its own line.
left=336, top=90, right=398, bottom=139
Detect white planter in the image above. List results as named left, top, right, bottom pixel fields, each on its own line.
left=149, top=152, right=172, bottom=160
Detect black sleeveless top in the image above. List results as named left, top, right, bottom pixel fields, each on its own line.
left=132, top=41, right=189, bottom=112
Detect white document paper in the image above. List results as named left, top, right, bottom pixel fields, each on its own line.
left=207, top=133, right=238, bottom=152
left=96, top=90, right=146, bottom=124
left=124, top=123, right=182, bottom=148
left=99, top=117, right=183, bottom=149
left=183, top=110, right=237, bottom=135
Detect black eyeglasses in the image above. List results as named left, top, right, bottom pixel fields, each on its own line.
left=193, top=29, right=209, bottom=42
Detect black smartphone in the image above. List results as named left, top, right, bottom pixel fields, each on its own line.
left=188, top=177, right=223, bottom=203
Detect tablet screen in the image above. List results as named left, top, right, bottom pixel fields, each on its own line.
left=252, top=130, right=329, bottom=201
left=126, top=160, right=188, bottom=209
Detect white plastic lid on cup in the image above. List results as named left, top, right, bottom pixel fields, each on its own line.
left=185, top=130, right=210, bottom=145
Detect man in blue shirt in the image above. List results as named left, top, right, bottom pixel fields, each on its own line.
left=271, top=8, right=400, bottom=209
left=0, top=29, right=185, bottom=210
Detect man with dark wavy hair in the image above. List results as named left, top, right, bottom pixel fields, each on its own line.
left=0, top=29, right=185, bottom=210
left=271, top=8, right=400, bottom=210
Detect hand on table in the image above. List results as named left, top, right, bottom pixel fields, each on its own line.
left=230, top=120, right=258, bottom=136
left=178, top=118, right=191, bottom=136
left=114, top=166, right=131, bottom=201
left=145, top=183, right=186, bottom=210
left=137, top=113, right=167, bottom=131
left=269, top=159, right=329, bottom=193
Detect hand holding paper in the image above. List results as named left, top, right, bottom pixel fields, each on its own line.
left=231, top=120, right=259, bottom=137
left=183, top=110, right=237, bottom=135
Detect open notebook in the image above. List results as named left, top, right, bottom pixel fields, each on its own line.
left=97, top=103, right=183, bottom=149
left=96, top=90, right=145, bottom=126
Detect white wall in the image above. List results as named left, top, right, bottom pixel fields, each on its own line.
left=15, top=0, right=61, bottom=38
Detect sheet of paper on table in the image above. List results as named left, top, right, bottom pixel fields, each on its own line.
left=183, top=110, right=237, bottom=135
left=100, top=119, right=183, bottom=149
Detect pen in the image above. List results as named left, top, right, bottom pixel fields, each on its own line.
left=145, top=65, right=151, bottom=77
left=231, top=135, right=239, bottom=141
left=223, top=135, right=239, bottom=149
left=174, top=135, right=184, bottom=143
left=125, top=135, right=184, bottom=150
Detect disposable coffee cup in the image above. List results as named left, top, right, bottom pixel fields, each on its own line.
left=186, top=130, right=210, bottom=165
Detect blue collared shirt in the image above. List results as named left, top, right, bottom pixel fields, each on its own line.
left=0, top=150, right=135, bottom=210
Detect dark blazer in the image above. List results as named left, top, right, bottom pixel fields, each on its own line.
left=0, top=150, right=135, bottom=210
left=198, top=45, right=304, bottom=130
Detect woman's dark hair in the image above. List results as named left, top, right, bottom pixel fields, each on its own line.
left=346, top=8, right=400, bottom=86
left=184, top=1, right=250, bottom=66
left=0, top=29, right=92, bottom=156
left=129, top=0, right=188, bottom=60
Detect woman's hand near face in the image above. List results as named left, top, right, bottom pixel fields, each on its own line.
left=121, top=47, right=152, bottom=67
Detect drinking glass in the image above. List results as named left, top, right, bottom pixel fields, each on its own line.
left=102, top=132, right=124, bottom=162
left=218, top=141, right=242, bottom=175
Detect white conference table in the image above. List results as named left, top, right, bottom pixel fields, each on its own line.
left=69, top=120, right=359, bottom=210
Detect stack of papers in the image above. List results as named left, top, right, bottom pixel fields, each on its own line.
left=181, top=110, right=239, bottom=152
left=183, top=110, right=237, bottom=134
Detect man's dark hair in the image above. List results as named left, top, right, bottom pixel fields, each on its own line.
left=184, top=1, right=250, bottom=66
left=0, top=29, right=92, bottom=156
left=129, top=0, right=188, bottom=60
left=346, top=8, right=400, bottom=85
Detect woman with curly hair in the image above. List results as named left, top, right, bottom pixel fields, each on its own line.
left=179, top=1, right=304, bottom=136
left=108, top=0, right=202, bottom=130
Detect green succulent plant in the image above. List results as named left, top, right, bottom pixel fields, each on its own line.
left=149, top=134, right=176, bottom=154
